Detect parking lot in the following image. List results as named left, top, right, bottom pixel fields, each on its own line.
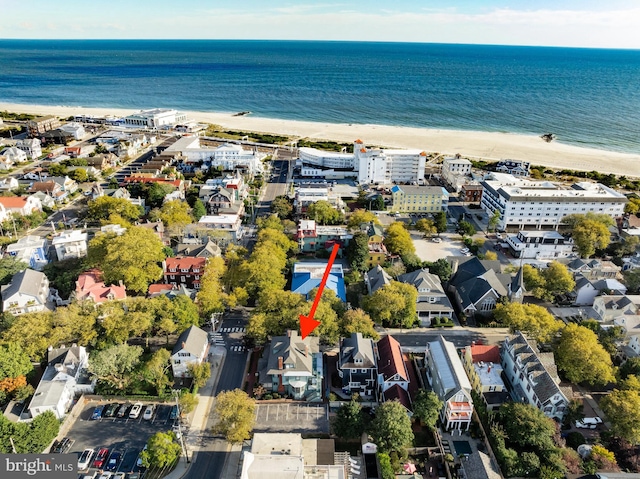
left=65, top=401, right=181, bottom=476
left=253, top=403, right=329, bottom=434
left=412, top=232, right=468, bottom=263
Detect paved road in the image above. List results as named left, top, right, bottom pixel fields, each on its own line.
left=387, top=328, right=510, bottom=351
left=182, top=311, right=249, bottom=479
left=254, top=159, right=290, bottom=219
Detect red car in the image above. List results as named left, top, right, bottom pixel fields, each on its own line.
left=92, top=448, right=109, bottom=469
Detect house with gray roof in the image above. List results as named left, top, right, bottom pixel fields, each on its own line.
left=501, top=331, right=571, bottom=420
left=28, top=344, right=94, bottom=419
left=1, top=268, right=50, bottom=315
left=175, top=237, right=222, bottom=258
left=364, top=265, right=392, bottom=294
left=425, top=335, right=473, bottom=430
left=338, top=333, right=377, bottom=399
left=573, top=274, right=627, bottom=306
left=259, top=330, right=322, bottom=401
left=171, top=325, right=209, bottom=379
left=447, top=257, right=511, bottom=316
left=398, top=268, right=453, bottom=326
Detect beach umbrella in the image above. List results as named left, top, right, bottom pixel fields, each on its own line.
left=403, top=463, right=417, bottom=474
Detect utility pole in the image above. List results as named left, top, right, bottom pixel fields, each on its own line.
left=173, top=391, right=190, bottom=463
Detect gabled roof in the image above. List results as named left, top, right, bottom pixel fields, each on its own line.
left=172, top=325, right=208, bottom=357
left=365, top=265, right=392, bottom=293
left=165, top=256, right=206, bottom=270
left=266, top=330, right=319, bottom=376
left=339, top=333, right=376, bottom=370
left=398, top=268, right=445, bottom=294
left=428, top=336, right=472, bottom=399
left=377, top=335, right=408, bottom=383
left=360, top=221, right=384, bottom=238
left=1, top=268, right=47, bottom=300
left=76, top=269, right=126, bottom=303
left=47, top=344, right=83, bottom=367
left=175, top=239, right=221, bottom=258
left=0, top=196, right=29, bottom=209
left=449, top=258, right=509, bottom=309
left=383, top=384, right=412, bottom=411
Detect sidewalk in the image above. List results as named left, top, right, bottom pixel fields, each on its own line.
left=163, top=345, right=227, bottom=479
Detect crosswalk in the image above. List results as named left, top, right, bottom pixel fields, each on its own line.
left=219, top=327, right=246, bottom=333
left=231, top=346, right=245, bottom=352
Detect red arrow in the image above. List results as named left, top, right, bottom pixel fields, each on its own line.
left=299, top=244, right=340, bottom=339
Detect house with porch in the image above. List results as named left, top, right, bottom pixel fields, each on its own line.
left=16, top=138, right=42, bottom=159
left=1, top=269, right=50, bottom=316
left=4, top=235, right=49, bottom=271
left=425, top=336, right=474, bottom=431
left=360, top=222, right=388, bottom=268
left=163, top=256, right=206, bottom=290
left=397, top=268, right=454, bottom=326
left=377, top=335, right=411, bottom=410
left=170, top=325, right=209, bottom=379
left=52, top=230, right=88, bottom=261
left=259, top=330, right=323, bottom=401
left=0, top=195, right=43, bottom=216
left=75, top=269, right=127, bottom=303
left=338, top=333, right=377, bottom=399
left=295, top=219, right=352, bottom=253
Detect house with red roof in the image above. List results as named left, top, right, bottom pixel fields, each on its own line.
left=163, top=257, right=206, bottom=289
left=0, top=195, right=43, bottom=217
left=462, top=343, right=509, bottom=411
left=75, top=269, right=127, bottom=303
left=376, top=335, right=411, bottom=411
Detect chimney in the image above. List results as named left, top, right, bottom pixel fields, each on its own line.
left=451, top=259, right=459, bottom=275
left=305, top=345, right=309, bottom=357
left=278, top=357, right=283, bottom=370
left=287, top=330, right=291, bottom=338
left=487, top=364, right=492, bottom=373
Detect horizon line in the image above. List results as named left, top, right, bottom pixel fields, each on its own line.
left=1, top=38, right=639, bottom=51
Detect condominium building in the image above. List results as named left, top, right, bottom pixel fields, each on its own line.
left=124, top=108, right=187, bottom=129
left=390, top=185, right=448, bottom=213
left=505, top=230, right=574, bottom=259
left=480, top=174, right=627, bottom=231
left=441, top=156, right=472, bottom=191
left=27, top=115, right=61, bottom=137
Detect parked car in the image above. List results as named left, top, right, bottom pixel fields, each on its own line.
left=93, top=448, right=110, bottom=469
left=116, top=403, right=131, bottom=418
left=105, top=451, right=122, bottom=472
left=143, top=404, right=155, bottom=420
left=103, top=403, right=119, bottom=417
left=136, top=445, right=147, bottom=468
left=495, top=233, right=503, bottom=239
left=91, top=405, right=105, bottom=420
left=431, top=237, right=442, bottom=243
left=97, top=473, right=112, bottom=479
left=113, top=474, right=126, bottom=479
left=54, top=437, right=73, bottom=454
left=169, top=405, right=179, bottom=420
left=78, top=448, right=95, bottom=470
left=129, top=403, right=143, bottom=419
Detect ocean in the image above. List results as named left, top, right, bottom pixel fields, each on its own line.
left=0, top=39, right=639, bottom=154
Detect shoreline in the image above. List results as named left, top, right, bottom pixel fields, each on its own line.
left=2, top=101, right=640, bottom=177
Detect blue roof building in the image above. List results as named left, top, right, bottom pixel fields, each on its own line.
left=291, top=261, right=346, bottom=302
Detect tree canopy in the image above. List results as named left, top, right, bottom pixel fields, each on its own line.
left=271, top=195, right=293, bottom=219
left=523, top=262, right=575, bottom=302
left=369, top=400, right=414, bottom=454
left=384, top=222, right=415, bottom=256
left=346, top=231, right=369, bottom=272
left=332, top=396, right=367, bottom=439
left=212, top=389, right=256, bottom=443
left=554, top=323, right=616, bottom=386
left=415, top=218, right=437, bottom=237
left=347, top=209, right=380, bottom=229
left=139, top=431, right=182, bottom=468
left=363, top=282, right=417, bottom=328
left=434, top=211, right=447, bottom=233
left=306, top=200, right=343, bottom=225
left=88, top=343, right=143, bottom=392
left=601, top=388, right=640, bottom=445
left=0, top=343, right=33, bottom=380
left=412, top=390, right=442, bottom=429
left=157, top=200, right=193, bottom=232
left=494, top=302, right=564, bottom=344
left=340, top=308, right=379, bottom=340
left=563, top=213, right=615, bottom=258
left=87, top=196, right=142, bottom=223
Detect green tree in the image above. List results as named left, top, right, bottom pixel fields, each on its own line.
left=619, top=357, right=640, bottom=380
left=346, top=231, right=369, bottom=272
left=488, top=210, right=501, bottom=232
left=307, top=200, right=343, bottom=225
left=158, top=200, right=193, bottom=233
left=247, top=290, right=306, bottom=343
left=332, top=396, right=367, bottom=439
left=0, top=257, right=28, bottom=286
left=426, top=258, right=452, bottom=282
left=348, top=209, right=380, bottom=230
left=0, top=343, right=33, bottom=380
left=90, top=226, right=166, bottom=294
left=188, top=362, right=211, bottom=390
left=192, top=199, right=206, bottom=221
left=140, top=431, right=181, bottom=468
left=340, top=308, right=380, bottom=340
left=144, top=182, right=176, bottom=208
left=70, top=168, right=88, bottom=183
left=456, top=220, right=476, bottom=237
left=434, top=211, right=447, bottom=233
left=87, top=196, right=142, bottom=223
left=196, top=256, right=227, bottom=317
left=524, top=262, right=575, bottom=301
left=142, top=348, right=171, bottom=395
left=623, top=269, right=640, bottom=293
left=601, top=388, right=640, bottom=444
left=178, top=389, right=198, bottom=415
left=384, top=222, right=415, bottom=256
left=412, top=390, right=442, bottom=429
left=378, top=452, right=395, bottom=479
left=98, top=300, right=152, bottom=345
left=497, top=402, right=556, bottom=451
left=363, top=282, right=417, bottom=328
left=88, top=343, right=143, bottom=392
left=494, top=302, right=564, bottom=344
left=554, top=323, right=616, bottom=386
left=369, top=400, right=414, bottom=454
left=415, top=218, right=436, bottom=237
left=564, top=213, right=614, bottom=258
left=271, top=195, right=293, bottom=218
left=212, top=389, right=256, bottom=443
left=625, top=197, right=640, bottom=215
left=171, top=295, right=201, bottom=332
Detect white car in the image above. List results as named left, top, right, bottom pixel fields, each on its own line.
left=431, top=237, right=442, bottom=243
left=113, top=473, right=126, bottom=479
left=460, top=248, right=470, bottom=254
left=129, top=402, right=143, bottom=419
left=78, top=448, right=94, bottom=470
left=98, top=473, right=112, bottom=479
left=495, top=232, right=503, bottom=239
left=142, top=404, right=155, bottom=420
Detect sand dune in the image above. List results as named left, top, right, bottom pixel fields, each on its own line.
left=2, top=101, right=639, bottom=177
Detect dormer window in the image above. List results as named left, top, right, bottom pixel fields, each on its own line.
left=355, top=358, right=363, bottom=364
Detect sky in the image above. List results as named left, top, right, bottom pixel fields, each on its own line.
left=1, top=0, right=639, bottom=48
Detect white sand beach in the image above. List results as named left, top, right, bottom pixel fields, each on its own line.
left=2, top=101, right=639, bottom=177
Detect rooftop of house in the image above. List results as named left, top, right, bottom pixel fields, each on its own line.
left=266, top=330, right=319, bottom=377
left=428, top=335, right=472, bottom=398
left=0, top=196, right=29, bottom=208
left=339, top=333, right=376, bottom=370
left=165, top=256, right=207, bottom=270
left=377, top=335, right=408, bottom=383
left=365, top=265, right=392, bottom=294
left=76, top=269, right=126, bottom=303
left=473, top=361, right=505, bottom=388
left=172, top=325, right=208, bottom=357
left=1, top=268, right=47, bottom=299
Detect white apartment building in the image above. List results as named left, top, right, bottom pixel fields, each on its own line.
left=124, top=108, right=188, bottom=129
left=298, top=140, right=427, bottom=185
left=59, top=122, right=86, bottom=140
left=441, top=156, right=472, bottom=191
left=51, top=230, right=88, bottom=261
left=197, top=214, right=243, bottom=241
left=16, top=138, right=42, bottom=159
left=505, top=230, right=574, bottom=259
left=480, top=174, right=627, bottom=231
left=166, top=137, right=264, bottom=175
